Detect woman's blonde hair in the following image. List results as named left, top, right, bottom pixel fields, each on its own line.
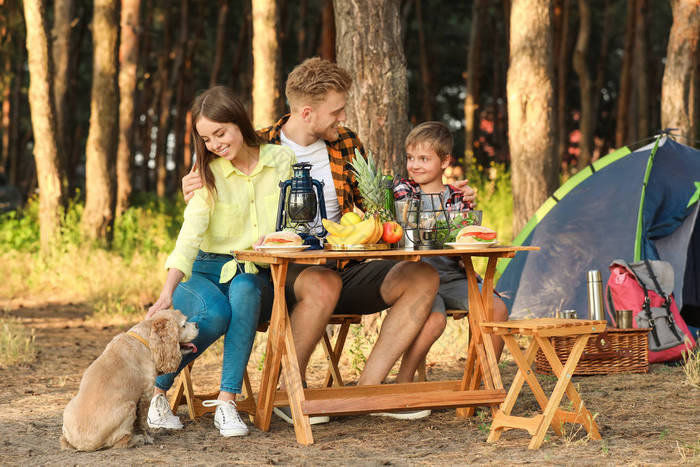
left=285, top=57, right=352, bottom=110
left=405, top=121, right=454, bottom=162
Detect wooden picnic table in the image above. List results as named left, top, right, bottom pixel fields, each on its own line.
left=234, top=245, right=538, bottom=444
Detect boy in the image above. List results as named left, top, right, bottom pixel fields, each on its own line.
left=392, top=122, right=509, bottom=386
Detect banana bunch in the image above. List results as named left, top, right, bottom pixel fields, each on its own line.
left=323, top=215, right=383, bottom=245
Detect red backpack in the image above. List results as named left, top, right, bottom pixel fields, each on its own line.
left=606, top=259, right=696, bottom=363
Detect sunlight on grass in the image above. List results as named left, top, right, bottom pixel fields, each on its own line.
left=681, top=345, right=700, bottom=389
left=0, top=314, right=37, bottom=368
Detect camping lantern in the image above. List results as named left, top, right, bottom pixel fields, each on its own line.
left=276, top=162, right=328, bottom=240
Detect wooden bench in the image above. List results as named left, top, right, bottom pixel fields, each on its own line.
left=170, top=314, right=362, bottom=420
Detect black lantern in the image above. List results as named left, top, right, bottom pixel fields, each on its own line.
left=276, top=163, right=328, bottom=244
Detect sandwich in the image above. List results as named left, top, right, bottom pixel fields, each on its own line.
left=262, top=231, right=303, bottom=246
left=455, top=225, right=497, bottom=245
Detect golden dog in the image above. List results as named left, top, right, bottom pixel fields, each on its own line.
left=61, top=309, right=198, bottom=451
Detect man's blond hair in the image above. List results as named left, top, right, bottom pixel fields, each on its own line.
left=405, top=121, right=453, bottom=161
left=285, top=57, right=352, bottom=110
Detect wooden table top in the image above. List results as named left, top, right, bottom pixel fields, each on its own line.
left=234, top=245, right=539, bottom=264
left=481, top=318, right=607, bottom=337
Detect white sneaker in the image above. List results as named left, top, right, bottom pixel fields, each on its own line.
left=371, top=409, right=432, bottom=420
left=202, top=400, right=249, bottom=437
left=147, top=393, right=183, bottom=430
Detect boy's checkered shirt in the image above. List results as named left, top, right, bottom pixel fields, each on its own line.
left=392, top=178, right=470, bottom=212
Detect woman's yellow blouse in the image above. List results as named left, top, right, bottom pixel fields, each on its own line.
left=165, top=143, right=296, bottom=283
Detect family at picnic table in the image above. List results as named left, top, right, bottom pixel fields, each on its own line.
left=144, top=57, right=510, bottom=438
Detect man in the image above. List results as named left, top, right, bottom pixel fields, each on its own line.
left=183, top=58, right=475, bottom=422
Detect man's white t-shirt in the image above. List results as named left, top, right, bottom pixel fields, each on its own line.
left=280, top=130, right=342, bottom=224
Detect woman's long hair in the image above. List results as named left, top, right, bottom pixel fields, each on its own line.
left=191, top=86, right=263, bottom=195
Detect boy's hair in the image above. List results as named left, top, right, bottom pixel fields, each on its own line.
left=405, top=121, right=453, bottom=161
left=285, top=57, right=352, bottom=110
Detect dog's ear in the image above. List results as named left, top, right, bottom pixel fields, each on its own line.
left=149, top=317, right=182, bottom=374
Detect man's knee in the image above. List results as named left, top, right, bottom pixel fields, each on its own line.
left=294, top=267, right=341, bottom=304
left=425, top=312, right=447, bottom=339
left=383, top=261, right=439, bottom=304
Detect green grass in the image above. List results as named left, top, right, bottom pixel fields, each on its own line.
left=0, top=314, right=37, bottom=368
left=0, top=194, right=184, bottom=318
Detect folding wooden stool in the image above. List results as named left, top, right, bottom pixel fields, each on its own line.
left=480, top=318, right=606, bottom=450
left=171, top=314, right=362, bottom=420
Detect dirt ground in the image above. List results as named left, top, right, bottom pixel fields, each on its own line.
left=1, top=300, right=698, bottom=466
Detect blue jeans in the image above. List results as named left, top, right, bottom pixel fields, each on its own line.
left=155, top=251, right=273, bottom=394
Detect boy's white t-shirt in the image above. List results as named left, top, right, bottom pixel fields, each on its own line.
left=280, top=130, right=342, bottom=224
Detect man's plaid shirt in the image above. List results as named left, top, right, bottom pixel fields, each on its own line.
left=258, top=114, right=367, bottom=214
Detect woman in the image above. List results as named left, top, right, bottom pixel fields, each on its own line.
left=145, top=86, right=295, bottom=437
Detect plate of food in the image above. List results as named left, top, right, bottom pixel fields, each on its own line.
left=445, top=226, right=498, bottom=249
left=255, top=232, right=310, bottom=253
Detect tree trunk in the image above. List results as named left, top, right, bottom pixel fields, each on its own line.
left=555, top=0, right=570, bottom=169
left=230, top=0, right=250, bottom=88
left=633, top=0, right=649, bottom=139
left=153, top=5, right=175, bottom=197
left=297, top=0, right=308, bottom=62
left=22, top=0, right=63, bottom=251
left=9, top=20, right=23, bottom=187
left=334, top=0, right=410, bottom=177
left=65, top=4, right=89, bottom=194
left=318, top=0, right=335, bottom=61
left=82, top=0, right=118, bottom=240
left=209, top=0, right=229, bottom=87
left=252, top=0, right=281, bottom=128
left=573, top=0, right=593, bottom=169
left=615, top=0, right=636, bottom=147
left=51, top=0, right=74, bottom=188
left=464, top=0, right=486, bottom=170
left=507, top=0, right=557, bottom=234
left=116, top=0, right=141, bottom=217
left=661, top=0, right=700, bottom=144
left=415, top=0, right=433, bottom=122
left=1, top=7, right=12, bottom=175
left=592, top=0, right=612, bottom=158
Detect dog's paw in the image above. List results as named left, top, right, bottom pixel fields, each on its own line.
left=143, top=433, right=154, bottom=445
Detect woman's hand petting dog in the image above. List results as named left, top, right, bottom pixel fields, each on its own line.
left=60, top=309, right=198, bottom=451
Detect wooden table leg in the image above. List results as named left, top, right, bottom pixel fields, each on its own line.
left=458, top=256, right=504, bottom=419
left=536, top=335, right=601, bottom=443
left=281, top=312, right=314, bottom=444
left=254, top=262, right=288, bottom=432
left=321, top=320, right=351, bottom=387
left=488, top=335, right=564, bottom=443
left=529, top=334, right=595, bottom=449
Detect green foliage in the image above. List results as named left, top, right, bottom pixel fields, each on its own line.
left=0, top=197, right=40, bottom=252
left=348, top=324, right=368, bottom=375
left=0, top=192, right=183, bottom=258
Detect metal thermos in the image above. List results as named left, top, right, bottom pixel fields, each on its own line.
left=587, top=270, right=604, bottom=321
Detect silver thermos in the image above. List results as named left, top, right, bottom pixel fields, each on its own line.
left=587, top=270, right=604, bottom=321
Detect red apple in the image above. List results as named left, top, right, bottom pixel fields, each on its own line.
left=382, top=221, right=403, bottom=244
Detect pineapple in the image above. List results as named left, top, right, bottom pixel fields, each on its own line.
left=349, top=148, right=394, bottom=222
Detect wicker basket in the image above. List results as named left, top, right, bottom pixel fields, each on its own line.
left=535, top=328, right=649, bottom=375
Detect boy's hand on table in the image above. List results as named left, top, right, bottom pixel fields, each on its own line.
left=182, top=165, right=203, bottom=203
left=452, top=179, right=477, bottom=208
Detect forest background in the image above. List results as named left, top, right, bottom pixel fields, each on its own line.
left=1, top=0, right=699, bottom=372
left=1, top=2, right=699, bottom=463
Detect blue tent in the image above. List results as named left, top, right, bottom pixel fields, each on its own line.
left=497, top=137, right=700, bottom=329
